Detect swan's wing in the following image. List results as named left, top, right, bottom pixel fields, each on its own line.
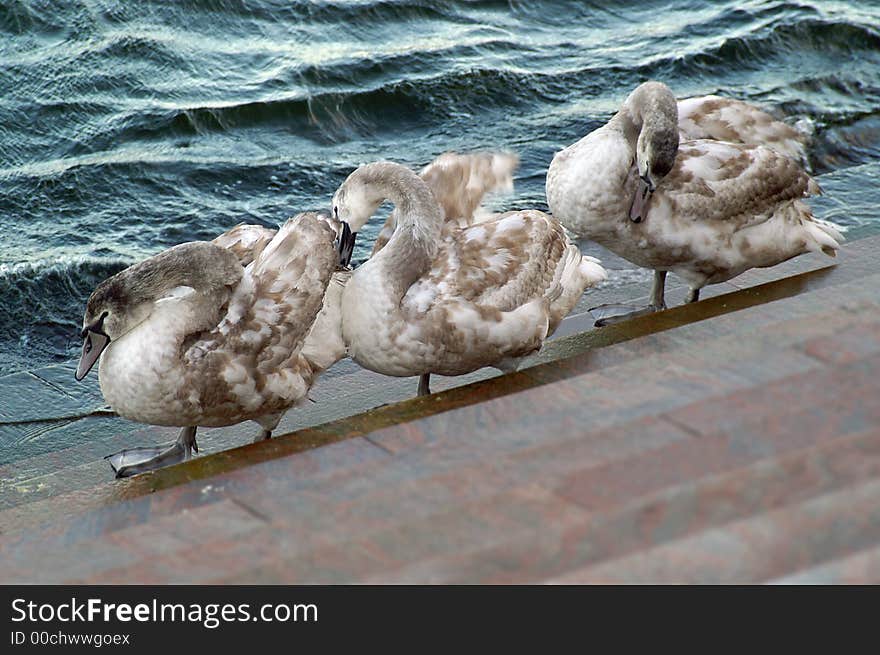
left=371, top=151, right=519, bottom=255
left=677, top=95, right=808, bottom=165
left=420, top=150, right=518, bottom=224
left=190, top=213, right=337, bottom=374
left=403, top=210, right=587, bottom=313
left=659, top=139, right=819, bottom=230
left=212, top=223, right=277, bottom=266
left=114, top=241, right=244, bottom=337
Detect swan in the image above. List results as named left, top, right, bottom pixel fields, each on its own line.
left=75, top=212, right=355, bottom=477
left=371, top=150, right=519, bottom=256
left=331, top=161, right=607, bottom=396
left=546, top=80, right=842, bottom=325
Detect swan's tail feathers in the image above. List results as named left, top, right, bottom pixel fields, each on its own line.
left=547, top=247, right=608, bottom=335
left=806, top=218, right=845, bottom=258
left=579, top=254, right=609, bottom=287
left=420, top=150, right=520, bottom=225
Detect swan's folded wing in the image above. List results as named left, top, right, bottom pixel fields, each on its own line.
left=212, top=223, right=277, bottom=266
left=677, top=95, right=808, bottom=165
left=195, top=213, right=338, bottom=372
left=371, top=151, right=519, bottom=256
left=662, top=140, right=819, bottom=230
left=403, top=210, right=570, bottom=313
left=120, top=241, right=244, bottom=346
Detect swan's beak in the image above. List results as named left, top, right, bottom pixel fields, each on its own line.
left=337, top=221, right=357, bottom=268
left=629, top=173, right=654, bottom=223
left=75, top=330, right=110, bottom=381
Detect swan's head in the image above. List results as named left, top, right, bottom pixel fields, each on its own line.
left=626, top=81, right=679, bottom=223
left=331, top=164, right=389, bottom=234
left=332, top=161, right=442, bottom=257
left=75, top=276, right=154, bottom=381
left=75, top=242, right=241, bottom=380
left=312, top=210, right=357, bottom=269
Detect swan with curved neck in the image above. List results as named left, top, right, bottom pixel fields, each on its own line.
left=332, top=161, right=606, bottom=395
left=546, top=80, right=842, bottom=325
left=76, top=212, right=353, bottom=477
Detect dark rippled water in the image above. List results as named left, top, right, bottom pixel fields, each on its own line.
left=2, top=0, right=879, bottom=375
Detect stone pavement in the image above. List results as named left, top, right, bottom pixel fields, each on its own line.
left=1, top=236, right=879, bottom=583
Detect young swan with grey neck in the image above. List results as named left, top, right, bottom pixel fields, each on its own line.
left=331, top=161, right=606, bottom=396
left=546, top=80, right=843, bottom=326
left=76, top=212, right=353, bottom=477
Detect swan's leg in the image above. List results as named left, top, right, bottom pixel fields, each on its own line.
left=107, top=426, right=199, bottom=479
left=650, top=270, right=667, bottom=309
left=590, top=270, right=668, bottom=327
left=253, top=429, right=272, bottom=443
left=418, top=374, right=431, bottom=397
left=252, top=412, right=283, bottom=443
left=685, top=287, right=701, bottom=304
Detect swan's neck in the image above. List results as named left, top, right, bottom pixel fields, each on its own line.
left=366, top=165, right=443, bottom=297
left=98, top=304, right=185, bottom=403
left=609, top=107, right=639, bottom=150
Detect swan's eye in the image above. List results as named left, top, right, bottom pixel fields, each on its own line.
left=333, top=205, right=339, bottom=219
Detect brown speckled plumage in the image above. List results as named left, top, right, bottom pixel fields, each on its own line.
left=88, top=212, right=340, bottom=430
left=337, top=162, right=606, bottom=380
left=678, top=95, right=810, bottom=166
left=547, top=81, right=842, bottom=296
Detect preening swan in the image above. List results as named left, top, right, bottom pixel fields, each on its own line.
left=371, top=150, right=519, bottom=256
left=75, top=212, right=354, bottom=477
left=332, top=161, right=606, bottom=396
left=546, top=81, right=842, bottom=325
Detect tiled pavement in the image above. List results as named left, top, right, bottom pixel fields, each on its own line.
left=1, top=236, right=879, bottom=583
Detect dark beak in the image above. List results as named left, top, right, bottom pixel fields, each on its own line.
left=629, top=173, right=655, bottom=223
left=336, top=221, right=357, bottom=268
left=75, top=330, right=110, bottom=381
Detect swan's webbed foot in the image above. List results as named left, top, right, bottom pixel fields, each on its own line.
left=106, top=426, right=198, bottom=478
left=417, top=374, right=431, bottom=397
left=590, top=270, right=668, bottom=327
left=588, top=303, right=666, bottom=327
